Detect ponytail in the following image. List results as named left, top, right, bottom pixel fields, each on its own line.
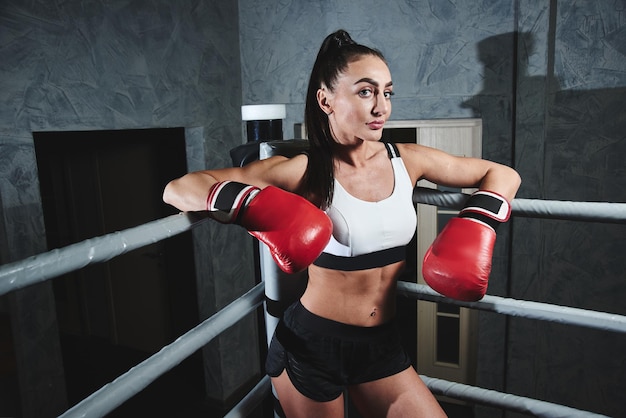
left=303, top=30, right=386, bottom=209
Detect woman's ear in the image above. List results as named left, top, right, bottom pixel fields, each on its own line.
left=316, top=86, right=333, bottom=115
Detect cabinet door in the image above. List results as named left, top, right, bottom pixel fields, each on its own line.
left=386, top=119, right=482, bottom=391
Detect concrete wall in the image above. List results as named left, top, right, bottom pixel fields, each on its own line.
left=0, top=1, right=257, bottom=416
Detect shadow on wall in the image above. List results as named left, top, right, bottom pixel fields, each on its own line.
left=461, top=31, right=625, bottom=203
left=460, top=31, right=626, bottom=418
left=460, top=32, right=550, bottom=170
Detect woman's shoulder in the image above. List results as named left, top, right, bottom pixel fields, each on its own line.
left=393, top=142, right=447, bottom=162
left=391, top=142, right=440, bottom=185
left=267, top=152, right=309, bottom=172
left=393, top=142, right=427, bottom=154
left=249, top=152, right=309, bottom=192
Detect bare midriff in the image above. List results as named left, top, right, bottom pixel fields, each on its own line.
left=300, top=261, right=406, bottom=327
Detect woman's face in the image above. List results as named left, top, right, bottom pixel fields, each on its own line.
left=318, top=55, right=393, bottom=145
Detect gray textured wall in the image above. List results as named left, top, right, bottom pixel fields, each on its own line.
left=0, top=0, right=625, bottom=417
left=239, top=1, right=625, bottom=417
left=0, top=1, right=258, bottom=416
left=508, top=3, right=626, bottom=417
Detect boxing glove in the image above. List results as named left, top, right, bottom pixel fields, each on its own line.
left=422, top=190, right=511, bottom=301
left=207, top=181, right=332, bottom=274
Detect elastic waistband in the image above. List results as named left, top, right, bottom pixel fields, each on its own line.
left=290, top=301, right=397, bottom=341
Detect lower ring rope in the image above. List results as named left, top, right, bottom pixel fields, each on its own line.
left=224, top=375, right=272, bottom=418
left=58, top=283, right=264, bottom=418
left=421, top=375, right=609, bottom=418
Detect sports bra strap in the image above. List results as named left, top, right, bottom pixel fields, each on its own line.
left=384, top=142, right=400, bottom=159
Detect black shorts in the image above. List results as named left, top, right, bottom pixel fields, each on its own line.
left=265, top=301, right=412, bottom=402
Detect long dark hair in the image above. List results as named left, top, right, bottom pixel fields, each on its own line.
left=303, top=30, right=386, bottom=209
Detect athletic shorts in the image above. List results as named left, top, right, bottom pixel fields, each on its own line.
left=265, top=301, right=412, bottom=402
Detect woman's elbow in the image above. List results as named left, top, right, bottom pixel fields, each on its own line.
left=511, top=167, right=522, bottom=190
left=162, top=180, right=178, bottom=206
left=509, top=167, right=522, bottom=190
left=162, top=173, right=215, bottom=212
left=162, top=179, right=190, bottom=211
left=504, top=166, right=522, bottom=200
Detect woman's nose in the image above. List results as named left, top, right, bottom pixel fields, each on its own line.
left=373, top=93, right=389, bottom=116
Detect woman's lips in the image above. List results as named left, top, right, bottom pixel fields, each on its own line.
left=367, top=120, right=385, bottom=130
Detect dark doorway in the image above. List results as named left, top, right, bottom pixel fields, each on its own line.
left=34, top=128, right=205, bottom=415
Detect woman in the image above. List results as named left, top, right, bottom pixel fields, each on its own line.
left=164, top=30, right=521, bottom=417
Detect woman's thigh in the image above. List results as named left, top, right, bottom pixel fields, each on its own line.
left=272, top=371, right=346, bottom=418
left=348, top=367, right=447, bottom=418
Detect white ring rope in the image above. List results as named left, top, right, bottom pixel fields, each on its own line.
left=421, top=375, right=610, bottom=418
left=224, top=375, right=272, bottom=418
left=58, top=282, right=265, bottom=418
left=0, top=212, right=210, bottom=297
left=414, top=187, right=626, bottom=224
left=397, top=282, right=626, bottom=334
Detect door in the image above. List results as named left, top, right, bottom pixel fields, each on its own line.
left=34, top=128, right=198, bottom=353
left=385, top=119, right=482, bottom=390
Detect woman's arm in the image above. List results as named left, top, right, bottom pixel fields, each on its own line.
left=399, top=143, right=521, bottom=301
left=162, top=154, right=308, bottom=212
left=399, top=143, right=521, bottom=200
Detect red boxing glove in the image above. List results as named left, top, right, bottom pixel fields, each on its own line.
left=207, top=181, right=332, bottom=274
left=422, top=190, right=511, bottom=301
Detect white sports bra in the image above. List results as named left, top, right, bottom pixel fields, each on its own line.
left=313, top=143, right=417, bottom=271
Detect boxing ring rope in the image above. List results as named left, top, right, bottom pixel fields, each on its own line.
left=0, top=190, right=624, bottom=417
left=420, top=375, right=606, bottom=418
left=0, top=212, right=211, bottom=297
left=414, top=186, right=626, bottom=225
left=397, top=282, right=626, bottom=334
left=60, top=283, right=265, bottom=418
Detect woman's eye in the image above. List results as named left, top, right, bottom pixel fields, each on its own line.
left=358, top=89, right=373, bottom=97
left=384, top=91, right=395, bottom=99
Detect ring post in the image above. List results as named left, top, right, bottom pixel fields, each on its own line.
left=258, top=141, right=310, bottom=417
